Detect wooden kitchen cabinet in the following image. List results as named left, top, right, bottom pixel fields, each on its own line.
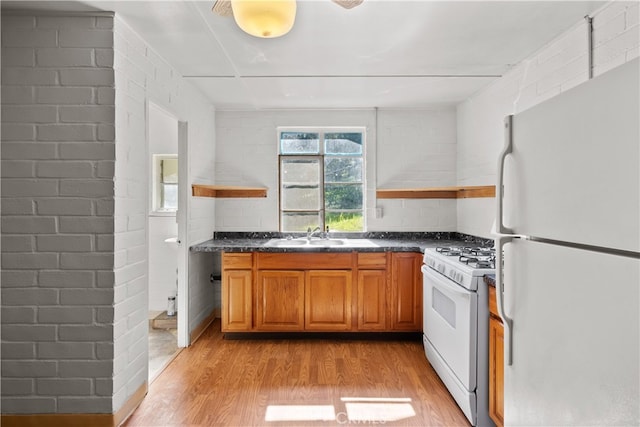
left=221, top=250, right=422, bottom=333
left=390, top=252, right=422, bottom=331
left=221, top=253, right=253, bottom=331
left=357, top=252, right=388, bottom=331
left=488, top=285, right=505, bottom=427
left=357, top=270, right=386, bottom=330
left=305, top=270, right=352, bottom=331
left=256, top=270, right=305, bottom=331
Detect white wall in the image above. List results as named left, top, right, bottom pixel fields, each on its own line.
left=375, top=109, right=457, bottom=231
left=147, top=103, right=178, bottom=312
left=112, top=16, right=216, bottom=414
left=214, top=108, right=458, bottom=232
left=456, top=1, right=639, bottom=238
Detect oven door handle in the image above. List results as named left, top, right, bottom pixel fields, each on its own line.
left=421, top=265, right=470, bottom=296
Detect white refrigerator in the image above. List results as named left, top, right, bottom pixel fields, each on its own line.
left=495, top=57, right=639, bottom=425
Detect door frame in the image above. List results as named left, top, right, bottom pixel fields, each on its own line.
left=146, top=100, right=189, bottom=349
left=176, top=120, right=189, bottom=347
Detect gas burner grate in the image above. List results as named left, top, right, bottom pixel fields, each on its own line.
left=473, top=260, right=495, bottom=269
left=431, top=246, right=496, bottom=270
left=459, top=254, right=496, bottom=269
left=436, top=247, right=462, bottom=256
left=461, top=247, right=496, bottom=257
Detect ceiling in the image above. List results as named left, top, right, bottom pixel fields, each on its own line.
left=2, top=0, right=605, bottom=109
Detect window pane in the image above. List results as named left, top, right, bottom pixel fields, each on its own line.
left=162, top=184, right=178, bottom=210
left=282, top=212, right=323, bottom=232
left=326, top=212, right=363, bottom=232
left=161, top=158, right=178, bottom=183
left=324, top=133, right=363, bottom=155
left=281, top=158, right=320, bottom=184
left=280, top=132, right=320, bottom=154
left=281, top=157, right=321, bottom=210
left=282, top=186, right=320, bottom=210
left=324, top=157, right=362, bottom=183
left=325, top=184, right=362, bottom=209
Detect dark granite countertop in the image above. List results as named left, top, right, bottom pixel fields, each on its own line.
left=484, top=274, right=496, bottom=287
left=190, top=232, right=494, bottom=253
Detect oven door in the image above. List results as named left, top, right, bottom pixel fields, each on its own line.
left=422, top=264, right=477, bottom=391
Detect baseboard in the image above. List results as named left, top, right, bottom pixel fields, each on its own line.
left=1, top=382, right=148, bottom=427
left=189, top=309, right=216, bottom=344
left=114, top=381, right=148, bottom=426
left=0, top=413, right=114, bottom=427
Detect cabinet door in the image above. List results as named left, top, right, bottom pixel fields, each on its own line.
left=391, top=252, right=422, bottom=331
left=357, top=270, right=386, bottom=330
left=305, top=270, right=352, bottom=331
left=221, top=270, right=252, bottom=331
left=489, top=315, right=505, bottom=427
left=256, top=270, right=305, bottom=331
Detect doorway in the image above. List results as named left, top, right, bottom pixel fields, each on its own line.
left=147, top=102, right=187, bottom=381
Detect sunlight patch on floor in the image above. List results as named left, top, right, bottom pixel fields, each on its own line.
left=344, top=402, right=416, bottom=422
left=265, top=405, right=336, bottom=422
left=265, top=397, right=416, bottom=423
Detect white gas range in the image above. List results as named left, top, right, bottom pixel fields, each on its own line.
left=421, top=246, right=496, bottom=427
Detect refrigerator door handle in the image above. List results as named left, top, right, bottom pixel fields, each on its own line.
left=496, top=234, right=515, bottom=366
left=497, top=115, right=514, bottom=235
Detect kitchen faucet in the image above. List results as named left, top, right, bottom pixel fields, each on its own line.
left=307, top=226, right=323, bottom=240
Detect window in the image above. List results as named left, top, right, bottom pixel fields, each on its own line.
left=152, top=154, right=178, bottom=213
left=279, top=128, right=364, bottom=232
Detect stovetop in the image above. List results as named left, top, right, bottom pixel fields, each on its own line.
left=435, top=246, right=496, bottom=269
left=423, top=246, right=496, bottom=290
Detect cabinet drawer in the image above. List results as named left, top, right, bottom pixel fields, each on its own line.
left=357, top=252, right=387, bottom=269
left=222, top=252, right=253, bottom=269
left=257, top=252, right=352, bottom=270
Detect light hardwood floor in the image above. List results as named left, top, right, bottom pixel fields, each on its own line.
left=124, top=319, right=470, bottom=427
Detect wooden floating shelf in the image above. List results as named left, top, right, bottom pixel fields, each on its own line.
left=192, top=184, right=267, bottom=198
left=376, top=185, right=495, bottom=199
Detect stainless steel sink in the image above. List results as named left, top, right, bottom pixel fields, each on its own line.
left=308, top=239, right=345, bottom=246
left=265, top=238, right=308, bottom=247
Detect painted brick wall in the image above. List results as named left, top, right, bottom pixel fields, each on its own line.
left=1, top=10, right=217, bottom=416
left=214, top=108, right=457, bottom=232
left=112, top=16, right=217, bottom=412
left=1, top=13, right=116, bottom=414
left=188, top=251, right=219, bottom=328
left=375, top=109, right=457, bottom=231
left=456, top=1, right=639, bottom=238
left=111, top=16, right=149, bottom=413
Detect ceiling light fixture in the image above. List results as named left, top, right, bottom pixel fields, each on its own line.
left=230, top=0, right=297, bottom=38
